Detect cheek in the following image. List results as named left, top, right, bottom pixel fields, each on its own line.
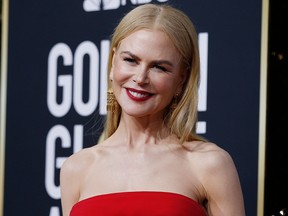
left=151, top=74, right=180, bottom=93
left=110, top=60, right=130, bottom=83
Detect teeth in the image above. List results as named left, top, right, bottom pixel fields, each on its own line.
left=129, top=90, right=148, bottom=98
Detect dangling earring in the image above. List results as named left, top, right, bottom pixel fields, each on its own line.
left=107, top=88, right=117, bottom=112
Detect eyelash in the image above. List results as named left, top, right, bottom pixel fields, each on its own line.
left=123, top=57, right=136, bottom=63
left=123, top=57, right=168, bottom=72
left=154, top=65, right=167, bottom=72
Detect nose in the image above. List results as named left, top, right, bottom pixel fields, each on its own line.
left=133, top=67, right=149, bottom=85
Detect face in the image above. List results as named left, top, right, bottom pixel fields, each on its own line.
left=110, top=29, right=186, bottom=118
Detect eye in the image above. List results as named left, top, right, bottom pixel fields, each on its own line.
left=123, top=57, right=136, bottom=64
left=153, top=64, right=168, bottom=72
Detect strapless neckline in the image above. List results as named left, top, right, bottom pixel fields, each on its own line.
left=77, top=191, right=199, bottom=205
left=70, top=191, right=207, bottom=216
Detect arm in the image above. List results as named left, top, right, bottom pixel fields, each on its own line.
left=201, top=148, right=245, bottom=216
left=60, top=156, right=81, bottom=216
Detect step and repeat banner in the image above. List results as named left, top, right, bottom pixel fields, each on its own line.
left=1, top=0, right=262, bottom=215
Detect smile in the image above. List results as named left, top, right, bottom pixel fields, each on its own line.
left=126, top=88, right=153, bottom=102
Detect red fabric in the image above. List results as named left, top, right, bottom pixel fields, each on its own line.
left=70, top=191, right=207, bottom=216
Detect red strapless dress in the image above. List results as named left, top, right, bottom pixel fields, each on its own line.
left=70, top=191, right=207, bottom=216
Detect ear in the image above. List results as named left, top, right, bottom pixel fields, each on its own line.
left=175, top=68, right=188, bottom=96
left=109, top=47, right=117, bottom=81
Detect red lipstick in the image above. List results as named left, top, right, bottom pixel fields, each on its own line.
left=126, top=88, right=153, bottom=102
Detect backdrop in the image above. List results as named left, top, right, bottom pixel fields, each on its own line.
left=1, top=0, right=262, bottom=215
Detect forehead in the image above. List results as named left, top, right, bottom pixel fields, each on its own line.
left=117, top=29, right=181, bottom=61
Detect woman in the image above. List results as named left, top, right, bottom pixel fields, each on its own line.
left=60, top=3, right=245, bottom=216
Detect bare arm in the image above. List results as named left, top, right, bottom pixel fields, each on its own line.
left=60, top=156, right=81, bottom=216
left=201, top=148, right=245, bottom=216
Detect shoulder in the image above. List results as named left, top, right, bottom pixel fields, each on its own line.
left=60, top=144, right=105, bottom=215
left=60, top=139, right=114, bottom=176
left=183, top=141, right=233, bottom=167
left=184, top=141, right=245, bottom=215
left=183, top=141, right=238, bottom=187
left=60, top=145, right=99, bottom=178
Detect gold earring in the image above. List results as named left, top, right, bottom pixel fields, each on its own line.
left=107, top=88, right=117, bottom=112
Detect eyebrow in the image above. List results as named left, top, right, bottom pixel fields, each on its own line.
left=120, top=51, right=175, bottom=67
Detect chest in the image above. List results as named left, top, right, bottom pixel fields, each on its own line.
left=80, top=151, right=203, bottom=201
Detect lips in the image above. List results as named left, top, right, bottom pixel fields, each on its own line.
left=126, top=88, right=153, bottom=102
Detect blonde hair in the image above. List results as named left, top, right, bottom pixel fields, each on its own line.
left=103, top=3, right=205, bottom=143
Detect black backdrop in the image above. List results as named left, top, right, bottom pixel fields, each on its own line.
left=2, top=0, right=262, bottom=215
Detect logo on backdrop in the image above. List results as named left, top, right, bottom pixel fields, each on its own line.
left=45, top=40, right=110, bottom=216
left=83, top=0, right=169, bottom=12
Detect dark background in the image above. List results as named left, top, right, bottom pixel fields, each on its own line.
left=265, top=0, right=288, bottom=215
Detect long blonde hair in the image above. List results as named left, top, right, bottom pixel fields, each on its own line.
left=103, top=4, right=205, bottom=144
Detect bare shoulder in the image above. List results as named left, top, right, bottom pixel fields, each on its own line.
left=183, top=141, right=234, bottom=168
left=60, top=145, right=100, bottom=177
left=60, top=146, right=99, bottom=215
left=182, top=140, right=239, bottom=184
left=183, top=141, right=245, bottom=215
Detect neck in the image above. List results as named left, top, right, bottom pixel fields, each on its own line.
left=113, top=113, right=170, bottom=148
